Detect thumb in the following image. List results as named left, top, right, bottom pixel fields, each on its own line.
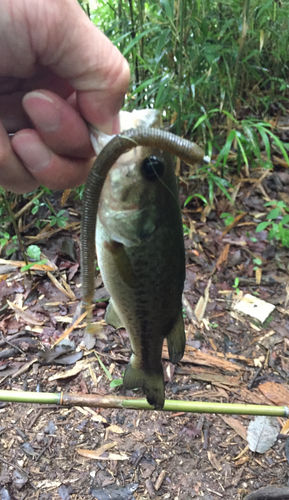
left=30, top=0, right=130, bottom=133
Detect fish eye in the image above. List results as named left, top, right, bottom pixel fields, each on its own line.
left=141, top=156, right=165, bottom=181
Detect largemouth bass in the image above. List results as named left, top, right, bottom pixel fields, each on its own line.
left=81, top=111, right=205, bottom=409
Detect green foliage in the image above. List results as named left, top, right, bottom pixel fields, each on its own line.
left=31, top=198, right=46, bottom=215
left=253, top=257, right=263, bottom=271
left=183, top=223, right=190, bottom=236
left=194, top=111, right=289, bottom=172
left=110, top=378, right=123, bottom=388
left=48, top=210, right=68, bottom=228
left=74, top=185, right=85, bottom=201
left=232, top=277, right=240, bottom=294
left=0, top=231, right=18, bottom=256
left=188, top=163, right=233, bottom=205
left=220, top=213, right=234, bottom=227
left=0, top=231, right=11, bottom=247
left=256, top=200, right=289, bottom=247
left=184, top=193, right=207, bottom=207
left=87, top=0, right=289, bottom=129
left=21, top=245, right=48, bottom=272
left=94, top=352, right=113, bottom=381
left=26, top=245, right=41, bottom=261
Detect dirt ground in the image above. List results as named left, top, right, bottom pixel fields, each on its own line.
left=1, top=157, right=289, bottom=499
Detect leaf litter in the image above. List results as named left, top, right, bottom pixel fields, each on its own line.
left=1, top=127, right=289, bottom=499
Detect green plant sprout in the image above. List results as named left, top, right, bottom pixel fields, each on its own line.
left=232, top=277, right=240, bottom=294
left=183, top=224, right=190, bottom=236
left=21, top=245, right=48, bottom=273
left=184, top=193, right=208, bottom=207
left=48, top=209, right=68, bottom=228
left=95, top=352, right=123, bottom=389
left=110, top=378, right=123, bottom=388
left=0, top=231, right=18, bottom=256
left=256, top=201, right=289, bottom=248
left=220, top=212, right=234, bottom=226
left=253, top=257, right=263, bottom=272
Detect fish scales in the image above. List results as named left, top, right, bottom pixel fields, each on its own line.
left=96, top=147, right=186, bottom=409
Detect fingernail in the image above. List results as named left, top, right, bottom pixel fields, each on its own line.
left=15, top=133, right=52, bottom=172
left=23, top=91, right=61, bottom=133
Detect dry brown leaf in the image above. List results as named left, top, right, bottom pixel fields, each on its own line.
left=105, top=424, right=124, bottom=442
left=52, top=309, right=88, bottom=346
left=7, top=300, right=44, bottom=326
left=258, top=381, right=289, bottom=406
left=255, top=267, right=262, bottom=285
left=77, top=441, right=116, bottom=459
left=89, top=365, right=99, bottom=387
left=163, top=344, right=244, bottom=372
left=155, top=470, right=166, bottom=491
left=0, top=258, right=55, bottom=272
left=75, top=406, right=107, bottom=423
left=200, top=203, right=213, bottom=222
left=272, top=155, right=289, bottom=168
left=281, top=419, right=289, bottom=434
left=185, top=344, right=254, bottom=365
left=26, top=325, right=43, bottom=334
left=235, top=456, right=249, bottom=466
left=61, top=189, right=71, bottom=206
left=176, top=365, right=240, bottom=388
left=235, top=388, right=271, bottom=406
left=233, top=444, right=249, bottom=461
left=12, top=358, right=39, bottom=379
left=47, top=271, right=76, bottom=300
left=106, top=424, right=124, bottom=435
left=175, top=157, right=181, bottom=177
left=102, top=453, right=129, bottom=461
left=216, top=243, right=230, bottom=268
left=194, top=279, right=211, bottom=321
left=220, top=415, right=247, bottom=441
left=207, top=451, right=222, bottom=471
left=25, top=222, right=80, bottom=242
left=48, top=359, right=94, bottom=381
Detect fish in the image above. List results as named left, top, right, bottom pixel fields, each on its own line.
left=81, top=111, right=205, bottom=409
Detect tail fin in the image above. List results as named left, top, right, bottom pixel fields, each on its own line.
left=123, top=362, right=165, bottom=410
left=166, top=310, right=186, bottom=364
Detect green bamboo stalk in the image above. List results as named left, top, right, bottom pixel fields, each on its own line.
left=0, top=390, right=287, bottom=417
left=232, top=0, right=250, bottom=108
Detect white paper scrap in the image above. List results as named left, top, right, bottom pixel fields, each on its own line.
left=233, top=293, right=275, bottom=323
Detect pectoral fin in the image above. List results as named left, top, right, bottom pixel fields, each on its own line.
left=105, top=300, right=124, bottom=329
left=104, top=240, right=136, bottom=288
left=166, top=310, right=186, bottom=364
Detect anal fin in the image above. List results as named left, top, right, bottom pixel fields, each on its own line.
left=105, top=300, right=124, bottom=329
left=166, top=310, right=186, bottom=364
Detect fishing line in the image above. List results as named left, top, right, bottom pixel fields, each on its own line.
left=147, top=157, right=181, bottom=209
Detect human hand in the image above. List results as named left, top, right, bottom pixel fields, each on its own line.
left=0, top=0, right=130, bottom=193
